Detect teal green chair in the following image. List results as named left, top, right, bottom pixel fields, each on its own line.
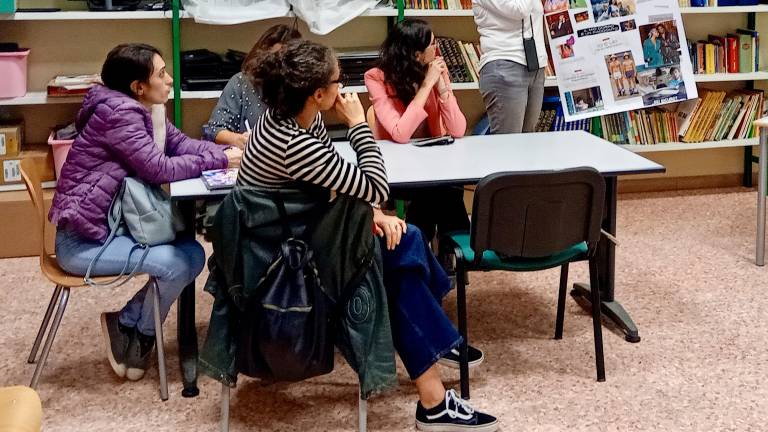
left=439, top=168, right=607, bottom=399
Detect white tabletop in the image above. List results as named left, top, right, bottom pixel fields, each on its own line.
left=171, top=131, right=664, bottom=200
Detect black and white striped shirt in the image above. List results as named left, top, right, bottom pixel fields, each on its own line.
left=237, top=109, right=389, bottom=204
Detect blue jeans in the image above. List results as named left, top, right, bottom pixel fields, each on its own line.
left=55, top=229, right=206, bottom=336
left=379, top=224, right=462, bottom=380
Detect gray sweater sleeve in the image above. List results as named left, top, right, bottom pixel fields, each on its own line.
left=203, top=73, right=246, bottom=141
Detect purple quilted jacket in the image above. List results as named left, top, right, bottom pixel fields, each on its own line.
left=49, top=85, right=228, bottom=242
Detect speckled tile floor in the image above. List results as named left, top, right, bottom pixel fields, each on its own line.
left=1, top=188, right=767, bottom=431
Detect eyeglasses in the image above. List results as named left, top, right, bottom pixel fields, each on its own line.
left=330, top=74, right=348, bottom=89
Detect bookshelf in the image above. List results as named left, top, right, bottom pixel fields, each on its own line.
left=2, top=3, right=766, bottom=188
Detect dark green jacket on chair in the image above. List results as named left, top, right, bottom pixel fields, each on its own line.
left=198, top=186, right=397, bottom=398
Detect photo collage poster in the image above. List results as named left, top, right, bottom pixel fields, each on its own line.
left=545, top=0, right=697, bottom=121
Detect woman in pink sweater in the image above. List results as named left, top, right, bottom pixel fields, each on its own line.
left=364, top=19, right=469, bottom=245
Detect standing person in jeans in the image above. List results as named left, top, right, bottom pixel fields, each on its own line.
left=239, top=39, right=498, bottom=432
left=365, top=19, right=485, bottom=372
left=203, top=24, right=301, bottom=148
left=474, top=0, right=547, bottom=133
left=49, top=44, right=242, bottom=381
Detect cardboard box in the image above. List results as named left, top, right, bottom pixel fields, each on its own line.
left=0, top=124, right=22, bottom=157
left=0, top=145, right=54, bottom=185
left=0, top=189, right=55, bottom=258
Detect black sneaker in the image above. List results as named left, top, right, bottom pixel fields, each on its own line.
left=125, top=330, right=155, bottom=381
left=100, top=312, right=132, bottom=378
left=437, top=345, right=484, bottom=370
left=416, top=389, right=499, bottom=432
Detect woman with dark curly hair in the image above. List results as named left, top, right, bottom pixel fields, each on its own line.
left=239, top=39, right=498, bottom=432
left=364, top=19, right=470, bottom=252
left=203, top=24, right=301, bottom=148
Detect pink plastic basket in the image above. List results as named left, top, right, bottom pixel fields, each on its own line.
left=48, top=131, right=73, bottom=179
left=0, top=49, right=30, bottom=98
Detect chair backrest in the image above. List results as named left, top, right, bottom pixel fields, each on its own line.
left=20, top=159, right=48, bottom=261
left=470, top=167, right=605, bottom=262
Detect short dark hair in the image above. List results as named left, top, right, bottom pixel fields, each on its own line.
left=242, top=24, right=302, bottom=74
left=249, top=39, right=337, bottom=119
left=101, top=43, right=162, bottom=98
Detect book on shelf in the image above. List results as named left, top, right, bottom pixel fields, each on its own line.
left=46, top=74, right=101, bottom=97
left=403, top=0, right=471, bottom=9
left=535, top=97, right=593, bottom=133
left=435, top=37, right=482, bottom=84
left=688, top=28, right=759, bottom=74
left=594, top=88, right=764, bottom=145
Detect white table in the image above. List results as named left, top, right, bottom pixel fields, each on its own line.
left=169, top=131, right=664, bottom=395
left=171, top=131, right=663, bottom=198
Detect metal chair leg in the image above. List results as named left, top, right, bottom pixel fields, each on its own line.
left=151, top=279, right=169, bottom=401
left=28, top=285, right=63, bottom=364
left=588, top=258, right=606, bottom=382
left=555, top=264, right=569, bottom=340
left=358, top=385, right=367, bottom=432
left=455, top=253, right=470, bottom=400
left=220, top=382, right=230, bottom=432
left=30, top=287, right=70, bottom=389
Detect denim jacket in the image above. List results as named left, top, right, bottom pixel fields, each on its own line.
left=199, top=186, right=397, bottom=398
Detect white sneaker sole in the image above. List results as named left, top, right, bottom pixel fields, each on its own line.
left=436, top=352, right=485, bottom=370
left=100, top=313, right=126, bottom=378
left=125, top=367, right=146, bottom=381
left=415, top=419, right=499, bottom=432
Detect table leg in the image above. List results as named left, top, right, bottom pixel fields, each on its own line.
left=178, top=200, right=199, bottom=397
left=757, top=132, right=767, bottom=266
left=571, top=176, right=641, bottom=343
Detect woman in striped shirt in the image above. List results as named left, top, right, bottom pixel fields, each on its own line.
left=239, top=40, right=498, bottom=432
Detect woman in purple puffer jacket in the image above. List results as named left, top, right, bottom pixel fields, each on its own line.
left=49, top=43, right=242, bottom=381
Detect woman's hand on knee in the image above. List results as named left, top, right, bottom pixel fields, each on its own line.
left=373, top=208, right=407, bottom=250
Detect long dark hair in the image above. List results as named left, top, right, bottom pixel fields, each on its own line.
left=378, top=19, right=433, bottom=104
left=242, top=24, right=302, bottom=75
left=249, top=39, right=337, bottom=119
left=101, top=43, right=161, bottom=98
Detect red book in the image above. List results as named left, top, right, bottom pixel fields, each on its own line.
left=725, top=36, right=739, bottom=73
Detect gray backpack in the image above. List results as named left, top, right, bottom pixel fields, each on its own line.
left=85, top=177, right=184, bottom=287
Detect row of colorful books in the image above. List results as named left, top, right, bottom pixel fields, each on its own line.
left=598, top=109, right=679, bottom=145
left=399, top=0, right=471, bottom=10
left=678, top=89, right=763, bottom=142
left=536, top=97, right=594, bottom=133
left=677, top=0, right=759, bottom=6
left=688, top=30, right=760, bottom=75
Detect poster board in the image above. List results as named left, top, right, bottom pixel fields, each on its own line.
left=545, top=0, right=697, bottom=121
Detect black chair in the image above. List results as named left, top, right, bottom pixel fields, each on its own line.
left=439, top=168, right=607, bottom=399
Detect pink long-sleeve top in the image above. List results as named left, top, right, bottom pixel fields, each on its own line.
left=364, top=67, right=467, bottom=144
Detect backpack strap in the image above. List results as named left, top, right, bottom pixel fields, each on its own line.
left=273, top=193, right=294, bottom=241
left=84, top=181, right=151, bottom=288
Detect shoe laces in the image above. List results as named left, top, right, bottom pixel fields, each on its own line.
left=444, top=389, right=475, bottom=420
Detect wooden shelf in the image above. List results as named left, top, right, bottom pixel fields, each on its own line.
left=0, top=180, right=56, bottom=192
left=693, top=71, right=768, bottom=82
left=2, top=10, right=189, bottom=20
left=4, top=71, right=764, bottom=106
left=4, top=5, right=768, bottom=22
left=620, top=137, right=758, bottom=153
left=0, top=92, right=83, bottom=106
left=679, top=5, right=768, bottom=13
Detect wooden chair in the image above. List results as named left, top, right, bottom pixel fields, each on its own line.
left=20, top=159, right=169, bottom=401
left=0, top=386, right=42, bottom=432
